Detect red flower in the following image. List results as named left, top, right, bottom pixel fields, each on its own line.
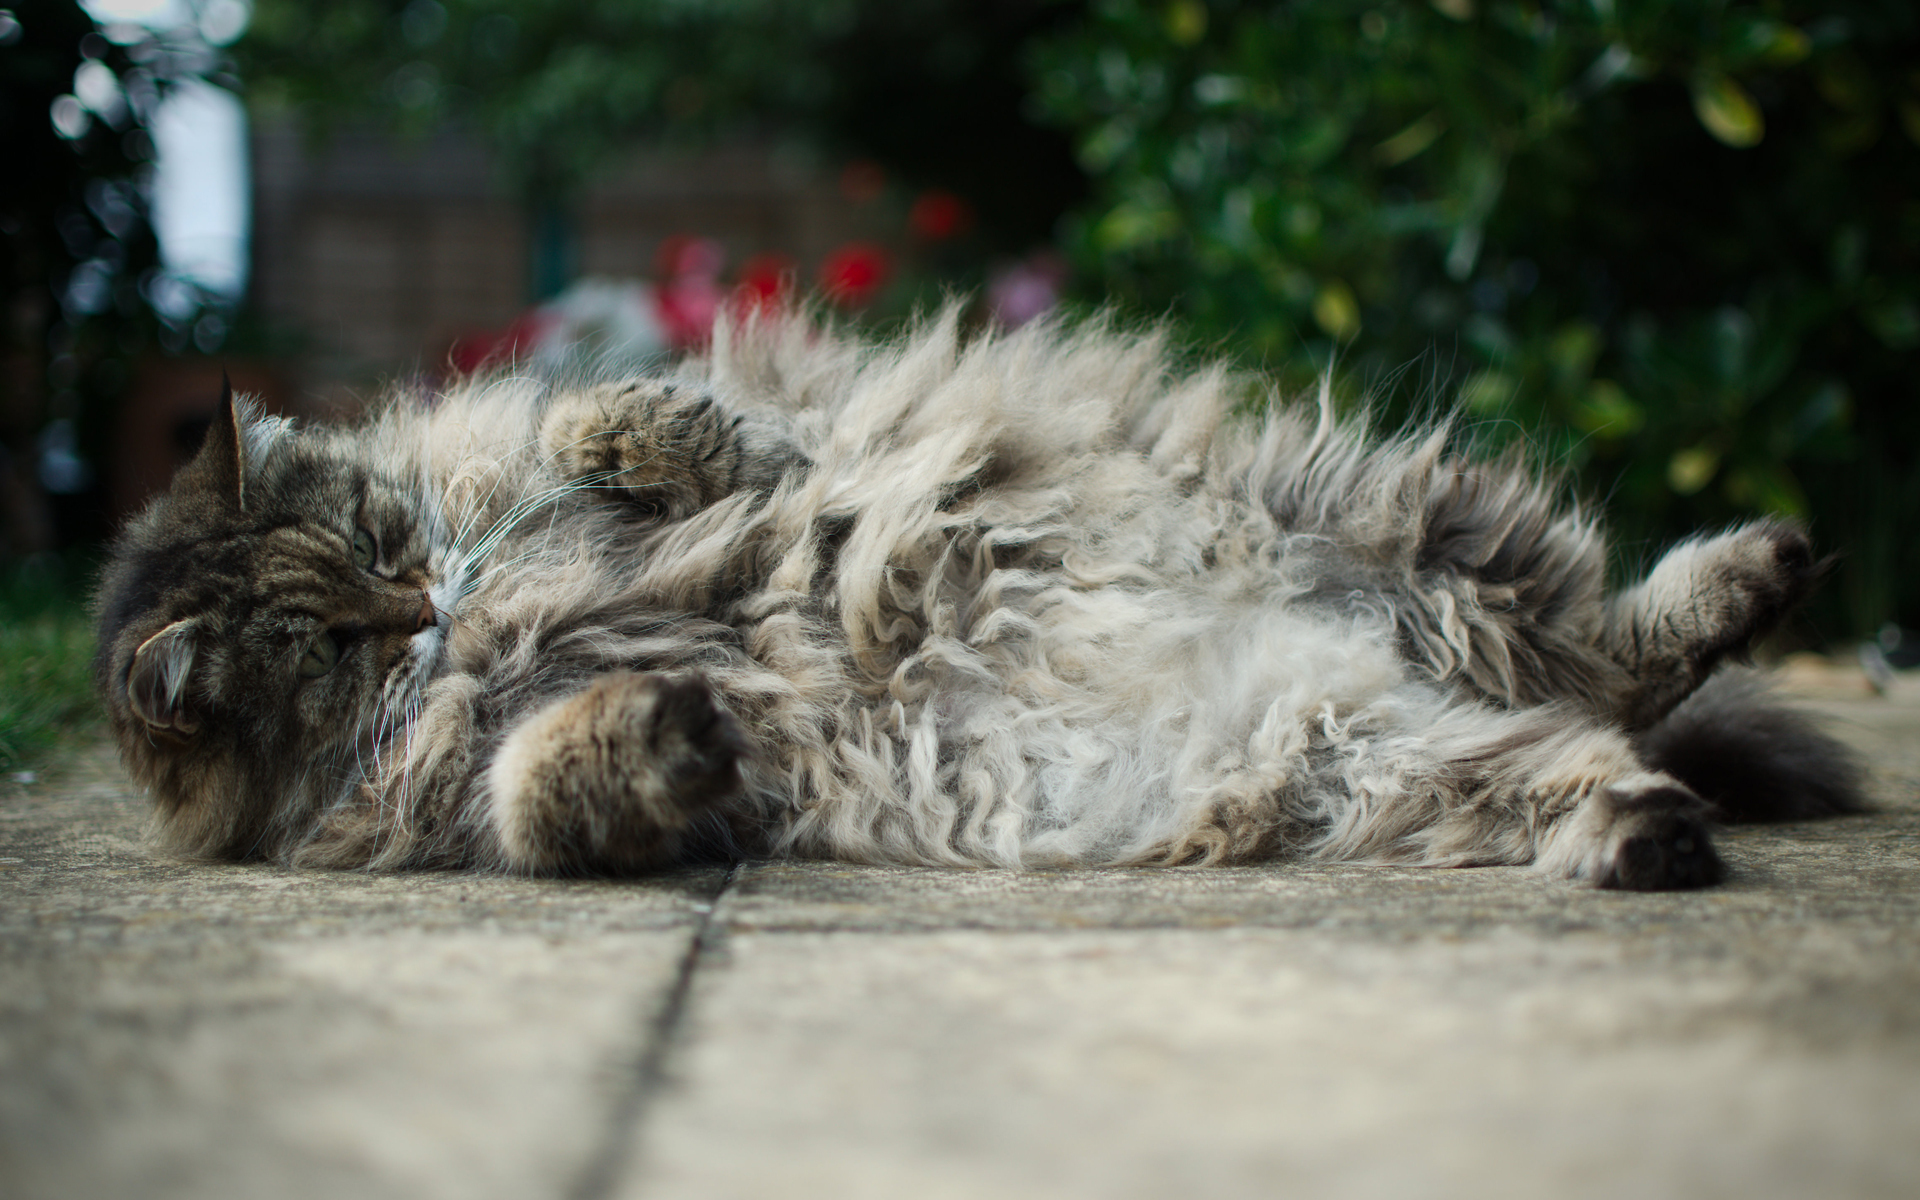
left=447, top=309, right=556, bottom=374
left=909, top=190, right=973, bottom=241
left=735, top=252, right=797, bottom=314
left=818, top=242, right=892, bottom=307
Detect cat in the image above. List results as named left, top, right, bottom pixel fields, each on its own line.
left=92, top=307, right=1864, bottom=889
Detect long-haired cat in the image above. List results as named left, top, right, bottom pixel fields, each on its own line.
left=93, top=309, right=1863, bottom=889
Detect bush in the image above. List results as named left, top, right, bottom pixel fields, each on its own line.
left=1031, top=0, right=1919, bottom=639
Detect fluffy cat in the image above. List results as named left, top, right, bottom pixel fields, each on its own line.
left=93, top=309, right=1863, bottom=889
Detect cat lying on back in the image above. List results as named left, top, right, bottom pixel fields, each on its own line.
left=93, top=309, right=1863, bottom=889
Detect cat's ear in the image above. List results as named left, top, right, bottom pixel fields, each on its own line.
left=126, top=618, right=203, bottom=737
left=176, top=376, right=292, bottom=513
left=174, top=375, right=246, bottom=510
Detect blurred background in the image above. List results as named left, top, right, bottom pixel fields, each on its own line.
left=3, top=0, right=1917, bottom=768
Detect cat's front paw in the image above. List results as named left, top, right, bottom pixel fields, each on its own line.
left=488, top=671, right=748, bottom=873
left=540, top=381, right=735, bottom=520
left=637, top=674, right=750, bottom=800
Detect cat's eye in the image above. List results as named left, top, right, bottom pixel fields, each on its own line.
left=351, top=527, right=377, bottom=571
left=298, top=632, right=340, bottom=678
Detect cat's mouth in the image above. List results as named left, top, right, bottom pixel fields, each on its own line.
left=375, top=564, right=466, bottom=727
left=410, top=579, right=459, bottom=679
left=410, top=611, right=449, bottom=671
left=366, top=620, right=450, bottom=758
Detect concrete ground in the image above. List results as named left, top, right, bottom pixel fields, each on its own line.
left=4, top=669, right=1917, bottom=1200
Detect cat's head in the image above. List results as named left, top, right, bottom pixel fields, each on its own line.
left=93, top=386, right=454, bottom=859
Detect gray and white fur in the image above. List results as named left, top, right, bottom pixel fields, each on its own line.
left=92, top=308, right=1864, bottom=889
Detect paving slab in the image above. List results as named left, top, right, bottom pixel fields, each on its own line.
left=0, top=751, right=725, bottom=1200
left=2, top=674, right=1916, bottom=1199
left=634, top=924, right=1920, bottom=1200
left=626, top=680, right=1920, bottom=1200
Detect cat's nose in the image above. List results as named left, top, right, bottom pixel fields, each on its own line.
left=416, top=593, right=437, bottom=632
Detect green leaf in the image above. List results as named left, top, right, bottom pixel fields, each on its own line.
left=1727, top=19, right=1811, bottom=67
left=1692, top=75, right=1764, bottom=147
left=1548, top=322, right=1602, bottom=388
left=1725, top=465, right=1807, bottom=517
left=1094, top=202, right=1179, bottom=252
left=1572, top=381, right=1643, bottom=439
left=1863, top=299, right=1920, bottom=351
left=1460, top=370, right=1516, bottom=415
left=1762, top=26, right=1812, bottom=66
left=1373, top=112, right=1446, bottom=166
left=1668, top=446, right=1721, bottom=495
left=1164, top=0, right=1207, bottom=48
left=1312, top=279, right=1361, bottom=341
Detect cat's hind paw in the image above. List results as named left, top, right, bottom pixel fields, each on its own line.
left=1607, top=520, right=1823, bottom=729
left=1596, top=789, right=1725, bottom=890
left=1535, top=775, right=1726, bottom=890
left=1693, top=520, right=1819, bottom=653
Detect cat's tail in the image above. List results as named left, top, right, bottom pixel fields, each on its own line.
left=1633, top=668, right=1870, bottom=823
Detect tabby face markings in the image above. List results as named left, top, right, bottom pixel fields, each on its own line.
left=207, top=466, right=455, bottom=761
left=292, top=527, right=379, bottom=680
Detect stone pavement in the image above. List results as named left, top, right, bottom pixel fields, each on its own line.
left=3, top=672, right=1917, bottom=1200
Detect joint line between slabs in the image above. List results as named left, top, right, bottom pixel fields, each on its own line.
left=568, top=861, right=742, bottom=1200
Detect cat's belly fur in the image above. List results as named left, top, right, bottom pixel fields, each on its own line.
left=749, top=562, right=1416, bottom=867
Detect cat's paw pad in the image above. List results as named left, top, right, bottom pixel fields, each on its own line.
left=1599, top=787, right=1725, bottom=891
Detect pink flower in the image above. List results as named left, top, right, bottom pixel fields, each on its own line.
left=987, top=252, right=1069, bottom=328
left=655, top=234, right=726, bottom=282
left=655, top=277, right=724, bottom=350
left=652, top=235, right=729, bottom=349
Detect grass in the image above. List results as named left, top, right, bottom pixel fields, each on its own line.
left=1, top=552, right=103, bottom=775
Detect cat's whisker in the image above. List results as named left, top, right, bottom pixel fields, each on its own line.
left=458, top=475, right=605, bottom=565
left=470, top=550, right=547, bottom=592
left=439, top=430, right=550, bottom=553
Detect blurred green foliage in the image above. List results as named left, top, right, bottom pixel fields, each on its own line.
left=243, top=0, right=842, bottom=197
left=238, top=0, right=1085, bottom=246
left=237, top=0, right=1914, bottom=639
left=0, top=554, right=100, bottom=773
left=1030, top=0, right=1919, bottom=638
